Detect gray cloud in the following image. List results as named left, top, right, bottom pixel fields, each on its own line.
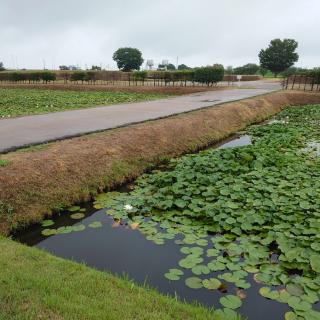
left=0, top=0, right=318, bottom=69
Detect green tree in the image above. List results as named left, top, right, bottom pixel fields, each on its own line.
left=91, top=65, right=101, bottom=71
left=112, top=47, right=144, bottom=72
left=234, top=63, right=259, bottom=75
left=224, top=66, right=233, bottom=75
left=178, top=64, right=191, bottom=70
left=59, top=65, right=70, bottom=70
left=194, top=65, right=224, bottom=86
left=41, top=72, right=56, bottom=83
left=0, top=62, right=5, bottom=71
left=259, top=66, right=269, bottom=77
left=259, top=39, right=299, bottom=77
left=167, top=63, right=176, bottom=70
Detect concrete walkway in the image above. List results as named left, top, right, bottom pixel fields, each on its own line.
left=0, top=81, right=281, bottom=153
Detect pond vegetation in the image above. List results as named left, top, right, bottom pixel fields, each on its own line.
left=24, top=104, right=320, bottom=320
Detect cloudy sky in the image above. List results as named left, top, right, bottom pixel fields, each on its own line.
left=1, top=0, right=318, bottom=70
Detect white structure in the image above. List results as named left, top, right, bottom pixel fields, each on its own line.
left=146, top=60, right=154, bottom=70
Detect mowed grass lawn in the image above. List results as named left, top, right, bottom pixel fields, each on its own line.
left=0, top=88, right=167, bottom=118
left=0, top=237, right=228, bottom=320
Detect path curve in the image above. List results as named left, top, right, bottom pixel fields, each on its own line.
left=0, top=81, right=281, bottom=153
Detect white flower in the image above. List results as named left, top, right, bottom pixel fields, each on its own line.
left=124, top=204, right=133, bottom=211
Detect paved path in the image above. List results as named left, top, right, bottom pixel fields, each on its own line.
left=0, top=81, right=281, bottom=153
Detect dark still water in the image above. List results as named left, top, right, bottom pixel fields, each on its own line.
left=16, top=208, right=291, bottom=320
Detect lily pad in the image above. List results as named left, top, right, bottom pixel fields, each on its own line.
left=202, top=278, right=222, bottom=290
left=192, top=265, right=210, bottom=275
left=185, top=277, right=203, bottom=289
left=41, top=220, right=54, bottom=227
left=310, top=255, right=320, bottom=273
left=88, top=221, right=103, bottom=229
left=286, top=283, right=304, bottom=297
left=70, top=213, right=85, bottom=220
left=220, top=295, right=242, bottom=309
left=41, top=228, right=57, bottom=236
left=68, top=206, right=81, bottom=212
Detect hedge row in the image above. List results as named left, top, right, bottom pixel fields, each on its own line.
left=0, top=67, right=225, bottom=86
left=0, top=71, right=56, bottom=83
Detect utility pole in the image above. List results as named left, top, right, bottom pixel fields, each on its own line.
left=176, top=56, right=179, bottom=70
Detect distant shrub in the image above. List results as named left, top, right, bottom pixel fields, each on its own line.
left=84, top=71, right=96, bottom=83
left=133, top=71, right=148, bottom=82
left=309, top=68, right=320, bottom=84
left=70, top=71, right=87, bottom=83
left=234, top=63, right=259, bottom=75
left=194, top=65, right=224, bottom=85
left=41, top=72, right=56, bottom=83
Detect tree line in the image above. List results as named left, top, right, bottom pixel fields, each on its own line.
left=0, top=67, right=226, bottom=87
left=0, top=39, right=317, bottom=80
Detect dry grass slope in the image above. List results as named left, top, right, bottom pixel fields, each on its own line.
left=1, top=91, right=320, bottom=235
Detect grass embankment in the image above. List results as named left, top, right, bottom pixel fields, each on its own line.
left=0, top=88, right=168, bottom=118
left=1, top=91, right=320, bottom=235
left=0, top=236, right=222, bottom=320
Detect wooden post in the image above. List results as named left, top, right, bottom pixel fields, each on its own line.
left=311, top=77, right=315, bottom=91
left=291, top=75, right=296, bottom=90
left=304, top=76, right=308, bottom=91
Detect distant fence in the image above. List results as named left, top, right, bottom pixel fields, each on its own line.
left=283, top=75, right=320, bottom=91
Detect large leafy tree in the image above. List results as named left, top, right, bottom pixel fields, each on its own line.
left=0, top=62, right=5, bottom=71
left=112, top=47, right=144, bottom=72
left=259, top=39, right=299, bottom=77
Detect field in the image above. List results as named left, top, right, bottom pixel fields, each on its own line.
left=0, top=88, right=168, bottom=118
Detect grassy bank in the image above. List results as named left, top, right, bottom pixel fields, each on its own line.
left=0, top=236, right=228, bottom=320
left=1, top=91, right=320, bottom=235
left=0, top=88, right=168, bottom=118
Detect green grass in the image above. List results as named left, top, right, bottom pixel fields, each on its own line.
left=0, top=88, right=167, bottom=118
left=0, top=158, right=10, bottom=167
left=0, top=237, right=236, bottom=320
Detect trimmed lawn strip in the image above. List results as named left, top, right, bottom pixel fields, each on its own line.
left=0, top=237, right=225, bottom=320
left=1, top=91, right=320, bottom=235
left=0, top=88, right=168, bottom=118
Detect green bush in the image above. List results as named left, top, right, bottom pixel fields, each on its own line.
left=194, top=65, right=224, bottom=85
left=40, top=72, right=56, bottom=83
left=70, top=71, right=87, bottom=83
left=132, top=71, right=148, bottom=82
left=84, top=71, right=96, bottom=82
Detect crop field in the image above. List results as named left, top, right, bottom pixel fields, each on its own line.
left=0, top=88, right=167, bottom=118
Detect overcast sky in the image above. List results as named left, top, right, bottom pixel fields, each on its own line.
left=1, top=0, right=318, bottom=70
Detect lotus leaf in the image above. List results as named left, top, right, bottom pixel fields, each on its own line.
left=185, top=277, right=203, bottom=289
